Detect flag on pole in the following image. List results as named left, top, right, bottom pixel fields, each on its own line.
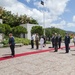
left=41, top=1, right=44, bottom=5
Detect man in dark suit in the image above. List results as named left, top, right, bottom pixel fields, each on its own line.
left=31, top=34, right=34, bottom=49
left=58, top=34, right=62, bottom=48
left=51, top=34, right=55, bottom=48
left=9, top=33, right=15, bottom=57
left=64, top=33, right=70, bottom=53
left=54, top=33, right=58, bottom=52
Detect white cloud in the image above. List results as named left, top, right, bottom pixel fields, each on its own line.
left=67, top=23, right=75, bottom=27
left=33, top=0, right=70, bottom=28
left=34, top=0, right=69, bottom=16
left=73, top=16, right=75, bottom=22
left=46, top=20, right=66, bottom=29
left=0, top=0, right=70, bottom=29
left=67, top=16, right=75, bottom=27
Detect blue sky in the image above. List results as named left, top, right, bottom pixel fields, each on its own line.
left=0, top=0, right=75, bottom=31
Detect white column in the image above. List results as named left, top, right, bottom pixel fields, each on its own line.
left=0, top=19, right=3, bottom=24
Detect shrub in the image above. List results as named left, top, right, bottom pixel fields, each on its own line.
left=15, top=38, right=30, bottom=45
left=46, top=41, right=51, bottom=44
left=1, top=37, right=30, bottom=46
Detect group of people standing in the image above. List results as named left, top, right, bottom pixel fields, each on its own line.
left=51, top=33, right=62, bottom=52
left=8, top=32, right=72, bottom=58
left=31, top=33, right=46, bottom=49
left=31, top=32, right=71, bottom=53
left=51, top=33, right=70, bottom=53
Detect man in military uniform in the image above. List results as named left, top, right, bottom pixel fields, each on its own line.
left=35, top=33, right=39, bottom=49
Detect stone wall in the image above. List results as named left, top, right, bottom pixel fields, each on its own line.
left=20, top=24, right=37, bottom=40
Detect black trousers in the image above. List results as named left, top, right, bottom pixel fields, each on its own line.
left=52, top=42, right=54, bottom=48
left=58, top=42, right=61, bottom=48
left=65, top=44, right=69, bottom=53
left=10, top=45, right=15, bottom=56
left=31, top=40, right=34, bottom=48
left=54, top=44, right=58, bottom=51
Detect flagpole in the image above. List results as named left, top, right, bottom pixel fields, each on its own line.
left=41, top=1, right=45, bottom=36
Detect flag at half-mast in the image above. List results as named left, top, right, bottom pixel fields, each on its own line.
left=41, top=1, right=44, bottom=5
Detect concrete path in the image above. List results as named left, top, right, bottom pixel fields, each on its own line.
left=0, top=43, right=75, bottom=75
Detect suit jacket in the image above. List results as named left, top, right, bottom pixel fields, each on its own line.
left=64, top=36, right=70, bottom=44
left=58, top=36, right=62, bottom=43
left=9, top=37, right=15, bottom=45
left=51, top=36, right=54, bottom=43
left=54, top=36, right=58, bottom=45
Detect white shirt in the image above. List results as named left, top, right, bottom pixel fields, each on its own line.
left=73, top=37, right=75, bottom=42
left=31, top=35, right=34, bottom=40
left=40, top=38, right=44, bottom=44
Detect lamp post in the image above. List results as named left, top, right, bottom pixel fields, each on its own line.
left=41, top=1, right=45, bottom=36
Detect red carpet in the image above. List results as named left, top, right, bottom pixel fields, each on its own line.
left=0, top=46, right=74, bottom=61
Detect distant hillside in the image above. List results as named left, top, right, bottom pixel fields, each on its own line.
left=45, top=27, right=75, bottom=37
left=66, top=31, right=75, bottom=34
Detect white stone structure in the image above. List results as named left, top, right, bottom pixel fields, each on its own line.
left=20, top=24, right=37, bottom=40
left=0, top=19, right=3, bottom=24
left=0, top=33, right=3, bottom=42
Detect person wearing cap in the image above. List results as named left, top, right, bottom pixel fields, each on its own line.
left=64, top=33, right=70, bottom=53
left=54, top=33, right=58, bottom=52
left=9, top=33, right=15, bottom=57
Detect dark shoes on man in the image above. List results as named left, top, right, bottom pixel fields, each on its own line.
left=54, top=50, right=58, bottom=52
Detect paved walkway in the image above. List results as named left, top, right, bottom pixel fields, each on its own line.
left=0, top=43, right=75, bottom=75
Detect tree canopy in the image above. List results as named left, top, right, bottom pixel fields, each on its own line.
left=45, top=27, right=66, bottom=37
left=0, top=24, right=11, bottom=35
left=31, top=26, right=44, bottom=36
left=12, top=26, right=27, bottom=37
left=0, top=6, right=38, bottom=27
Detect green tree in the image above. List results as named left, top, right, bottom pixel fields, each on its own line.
left=0, top=25, right=5, bottom=33
left=1, top=9, right=38, bottom=27
left=0, top=24, right=11, bottom=35
left=29, top=18, right=38, bottom=24
left=2, top=24, right=12, bottom=35
left=12, top=26, right=27, bottom=37
left=45, top=28, right=51, bottom=37
left=45, top=27, right=66, bottom=37
left=31, top=26, right=44, bottom=36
